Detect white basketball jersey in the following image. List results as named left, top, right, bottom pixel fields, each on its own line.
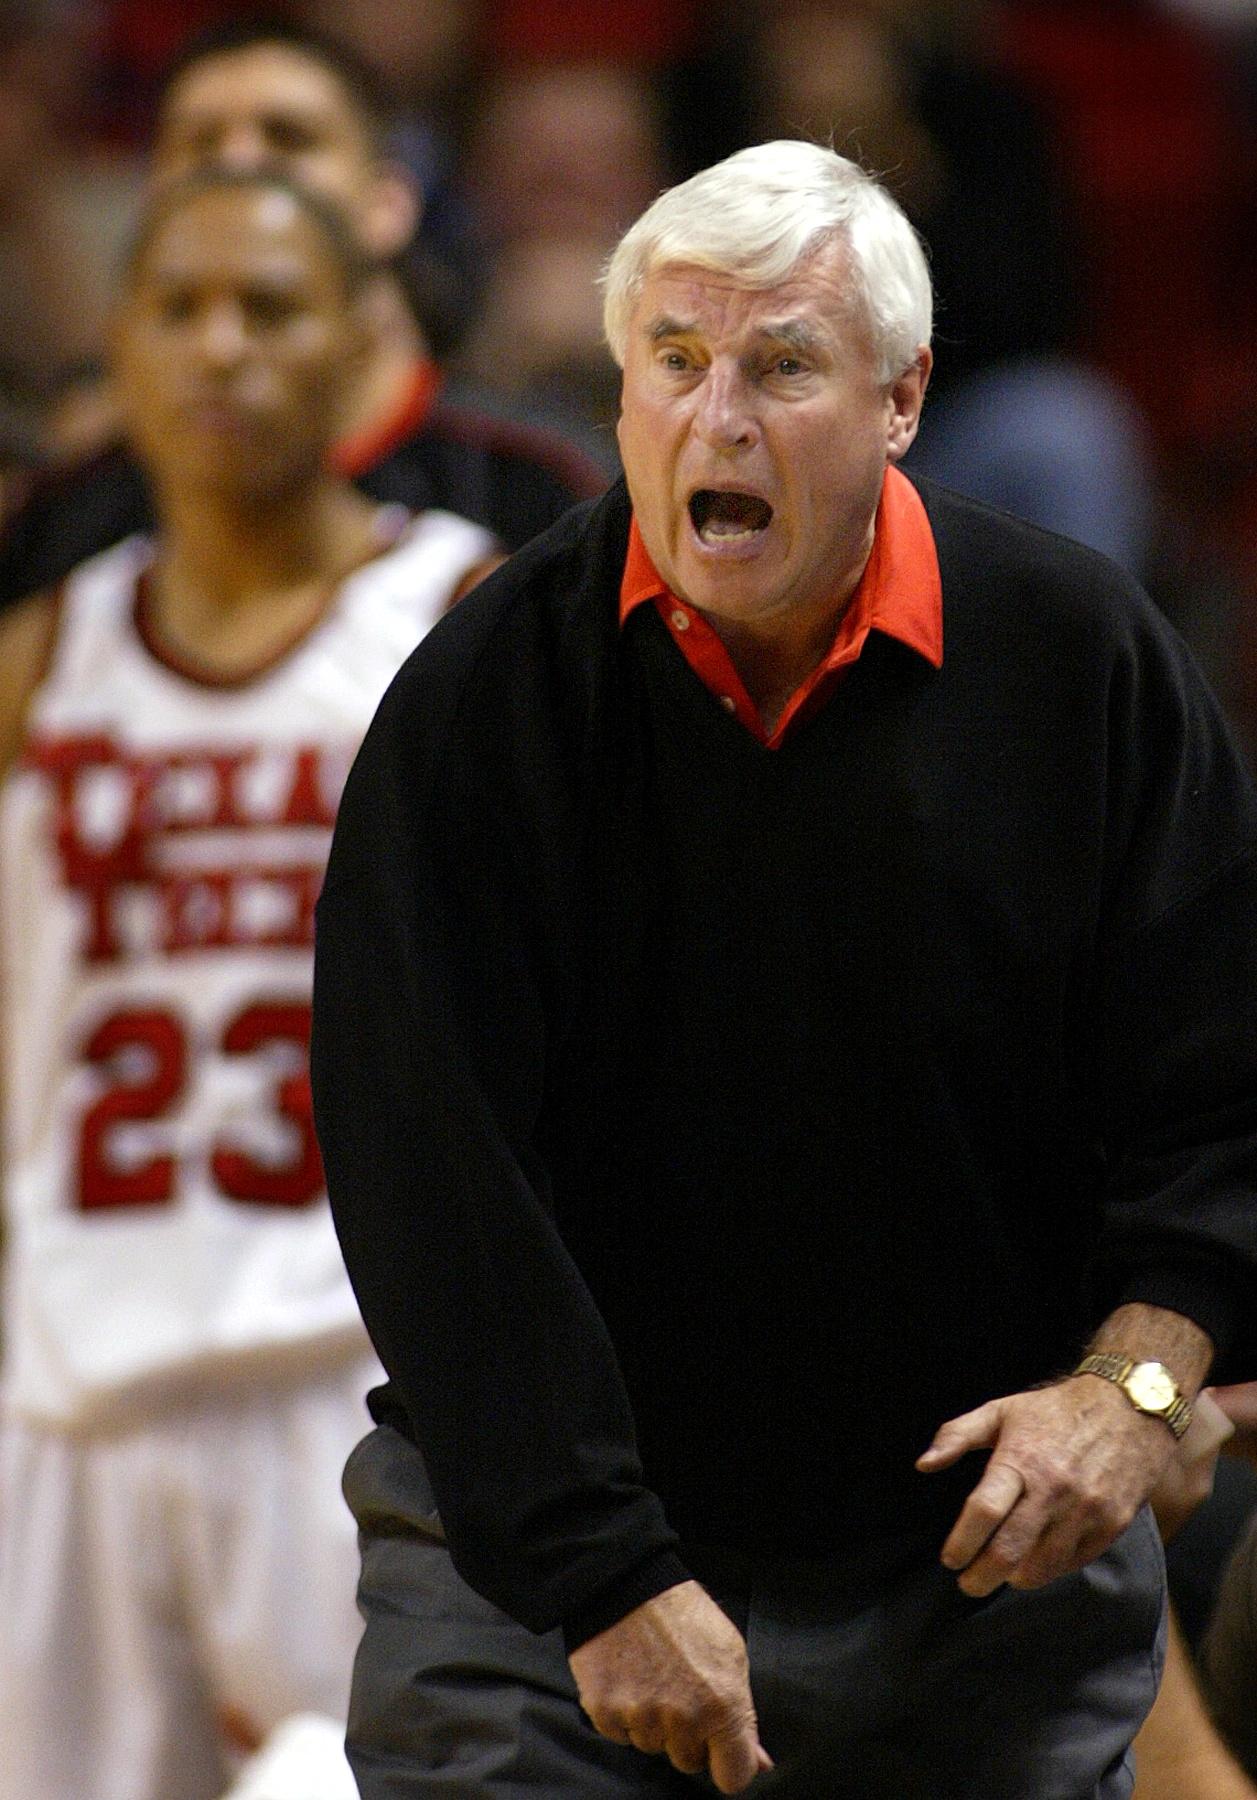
left=0, top=508, right=494, bottom=1426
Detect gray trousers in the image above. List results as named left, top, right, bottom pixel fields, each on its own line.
left=342, top=1426, right=1167, bottom=1799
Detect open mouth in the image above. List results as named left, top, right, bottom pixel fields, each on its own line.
left=689, top=489, right=774, bottom=543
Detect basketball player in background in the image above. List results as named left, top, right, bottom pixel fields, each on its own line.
left=0, top=164, right=497, bottom=1800
left=0, top=16, right=606, bottom=611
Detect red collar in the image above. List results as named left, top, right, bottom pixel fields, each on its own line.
left=329, top=359, right=443, bottom=479
left=619, top=465, right=943, bottom=747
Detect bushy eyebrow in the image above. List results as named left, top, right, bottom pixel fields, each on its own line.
left=644, top=315, right=829, bottom=355
left=759, top=319, right=828, bottom=355
left=166, top=101, right=318, bottom=136
left=645, top=314, right=694, bottom=342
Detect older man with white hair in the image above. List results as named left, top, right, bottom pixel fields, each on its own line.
left=312, top=141, right=1257, bottom=1797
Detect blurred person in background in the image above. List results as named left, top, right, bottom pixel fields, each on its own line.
left=1129, top=1383, right=1257, bottom=1799
left=0, top=12, right=605, bottom=610
left=1194, top=1383, right=1257, bottom=1785
left=0, top=0, right=141, bottom=473
left=743, top=0, right=1257, bottom=763
left=455, top=59, right=668, bottom=453
left=217, top=1714, right=358, bottom=1800
left=288, top=0, right=487, bottom=358
left=0, top=404, right=46, bottom=537
left=0, top=163, right=497, bottom=1800
left=1131, top=1609, right=1257, bottom=1799
left=747, top=0, right=1157, bottom=578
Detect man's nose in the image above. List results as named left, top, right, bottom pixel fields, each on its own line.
left=195, top=300, right=248, bottom=367
left=692, top=365, right=757, bottom=452
left=214, top=124, right=268, bottom=171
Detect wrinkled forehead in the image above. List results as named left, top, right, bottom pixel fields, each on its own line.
left=631, top=244, right=866, bottom=347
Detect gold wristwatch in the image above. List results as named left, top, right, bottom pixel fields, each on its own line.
left=1071, top=1353, right=1194, bottom=1440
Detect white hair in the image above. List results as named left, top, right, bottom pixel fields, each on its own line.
left=601, top=139, right=932, bottom=384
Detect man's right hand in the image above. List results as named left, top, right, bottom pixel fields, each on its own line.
left=567, top=1580, right=773, bottom=1794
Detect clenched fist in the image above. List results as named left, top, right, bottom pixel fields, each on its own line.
left=568, top=1580, right=774, bottom=1794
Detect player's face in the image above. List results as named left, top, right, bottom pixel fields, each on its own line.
left=616, top=245, right=929, bottom=634
left=154, top=46, right=381, bottom=240
left=114, top=186, right=362, bottom=499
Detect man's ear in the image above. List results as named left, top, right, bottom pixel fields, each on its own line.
left=362, top=161, right=421, bottom=260
left=886, top=345, right=931, bottom=463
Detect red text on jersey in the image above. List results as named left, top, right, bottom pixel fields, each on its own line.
left=24, top=733, right=351, bottom=962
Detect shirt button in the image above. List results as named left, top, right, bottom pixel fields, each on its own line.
left=670, top=608, right=690, bottom=631
left=720, top=695, right=736, bottom=713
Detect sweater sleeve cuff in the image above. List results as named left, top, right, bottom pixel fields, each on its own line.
left=561, top=1549, right=693, bottom=1654
left=1110, top=1263, right=1245, bottom=1374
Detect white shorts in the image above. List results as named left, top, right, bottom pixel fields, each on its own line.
left=0, top=1350, right=380, bottom=1800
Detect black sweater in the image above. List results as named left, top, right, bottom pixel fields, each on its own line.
left=312, top=475, right=1257, bottom=1646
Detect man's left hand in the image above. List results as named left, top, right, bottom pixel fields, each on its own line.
left=916, top=1376, right=1180, bottom=1596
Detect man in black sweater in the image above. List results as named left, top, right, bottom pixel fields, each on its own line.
left=312, top=142, right=1257, bottom=1796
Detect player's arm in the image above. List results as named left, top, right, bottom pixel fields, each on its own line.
left=446, top=550, right=508, bottom=608
left=1132, top=1609, right=1257, bottom=1800
left=0, top=588, right=58, bottom=1230
left=0, top=588, right=57, bottom=779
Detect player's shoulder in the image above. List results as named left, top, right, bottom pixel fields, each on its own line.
left=347, top=505, right=497, bottom=608
left=366, top=386, right=611, bottom=551
left=0, top=589, right=60, bottom=775
left=383, top=480, right=627, bottom=714
left=421, top=386, right=609, bottom=498
left=343, top=482, right=628, bottom=815
left=0, top=534, right=160, bottom=778
left=0, top=441, right=152, bottom=606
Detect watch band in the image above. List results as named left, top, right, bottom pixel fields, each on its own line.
left=1076, top=1352, right=1136, bottom=1383
left=1072, top=1352, right=1194, bottom=1440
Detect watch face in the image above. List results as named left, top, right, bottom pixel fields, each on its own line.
left=1127, top=1362, right=1176, bottom=1411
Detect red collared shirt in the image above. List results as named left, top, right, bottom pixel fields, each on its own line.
left=619, top=465, right=943, bottom=748
left=329, top=360, right=443, bottom=480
